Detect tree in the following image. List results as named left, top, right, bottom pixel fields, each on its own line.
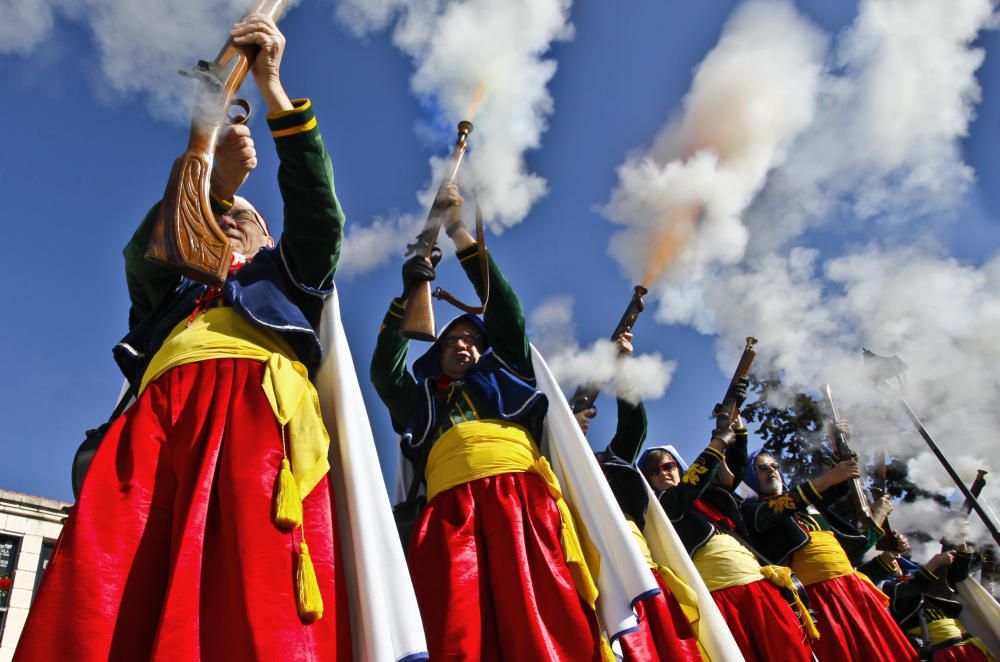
left=742, top=376, right=948, bottom=507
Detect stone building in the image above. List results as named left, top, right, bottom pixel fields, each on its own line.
left=0, top=491, right=69, bottom=662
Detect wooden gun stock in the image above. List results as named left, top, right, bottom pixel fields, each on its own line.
left=145, top=0, right=286, bottom=287
left=719, top=337, right=757, bottom=424
left=820, top=383, right=875, bottom=528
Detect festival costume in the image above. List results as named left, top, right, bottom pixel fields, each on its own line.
left=651, top=442, right=814, bottom=662
left=596, top=401, right=701, bottom=661
left=882, top=552, right=996, bottom=661
left=741, top=450, right=917, bottom=662
left=15, top=102, right=355, bottom=661
left=370, top=247, right=604, bottom=661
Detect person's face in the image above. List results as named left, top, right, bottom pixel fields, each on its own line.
left=754, top=454, right=784, bottom=495
left=217, top=198, right=272, bottom=258
left=439, top=321, right=486, bottom=379
left=644, top=450, right=682, bottom=492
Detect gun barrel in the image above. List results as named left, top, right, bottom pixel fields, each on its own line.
left=569, top=285, right=649, bottom=414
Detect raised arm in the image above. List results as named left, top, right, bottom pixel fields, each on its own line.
left=231, top=14, right=345, bottom=290
left=370, top=298, right=422, bottom=434
left=742, top=460, right=859, bottom=534
left=607, top=399, right=648, bottom=463
left=443, top=195, right=531, bottom=375
left=657, top=431, right=732, bottom=520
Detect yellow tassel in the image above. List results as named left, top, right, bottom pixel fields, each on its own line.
left=296, top=541, right=324, bottom=622
left=274, top=457, right=302, bottom=530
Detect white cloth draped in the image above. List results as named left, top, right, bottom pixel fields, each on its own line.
left=317, top=289, right=429, bottom=662
left=641, top=480, right=747, bottom=661
left=530, top=345, right=659, bottom=640
left=956, top=577, right=1000, bottom=656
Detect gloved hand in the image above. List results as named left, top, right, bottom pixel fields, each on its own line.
left=724, top=377, right=750, bottom=409
left=401, top=255, right=436, bottom=298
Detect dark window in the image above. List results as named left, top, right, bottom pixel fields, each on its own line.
left=32, top=541, right=56, bottom=601
left=0, top=534, right=22, bottom=645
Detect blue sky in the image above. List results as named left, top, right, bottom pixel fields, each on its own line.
left=2, top=0, right=999, bottom=524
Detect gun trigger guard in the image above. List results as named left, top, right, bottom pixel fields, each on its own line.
left=429, top=247, right=443, bottom=266
left=227, top=98, right=251, bottom=125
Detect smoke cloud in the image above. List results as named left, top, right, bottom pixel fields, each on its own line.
left=605, top=0, right=1000, bottom=551
left=335, top=0, right=573, bottom=273
left=529, top=297, right=676, bottom=405
left=2, top=0, right=270, bottom=122
left=604, top=0, right=827, bottom=289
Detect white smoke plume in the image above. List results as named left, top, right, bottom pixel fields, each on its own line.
left=605, top=0, right=1000, bottom=550
left=337, top=212, right=424, bottom=275
left=529, top=297, right=676, bottom=405
left=1, top=0, right=272, bottom=122
left=604, top=0, right=827, bottom=291
left=335, top=0, right=573, bottom=271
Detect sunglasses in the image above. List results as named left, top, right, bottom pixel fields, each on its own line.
left=442, top=332, right=484, bottom=348
left=653, top=461, right=678, bottom=474
left=755, top=462, right=780, bottom=474
left=226, top=208, right=270, bottom=237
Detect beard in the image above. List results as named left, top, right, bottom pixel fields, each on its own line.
left=758, top=474, right=782, bottom=495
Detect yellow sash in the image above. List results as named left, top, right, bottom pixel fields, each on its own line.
left=692, top=532, right=764, bottom=592
left=759, top=565, right=821, bottom=640
left=691, top=533, right=820, bottom=638
left=425, top=420, right=599, bottom=610
left=790, top=530, right=889, bottom=606
left=140, top=307, right=330, bottom=500
left=908, top=618, right=996, bottom=660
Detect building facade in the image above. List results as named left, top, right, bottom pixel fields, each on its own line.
left=0, top=491, right=68, bottom=662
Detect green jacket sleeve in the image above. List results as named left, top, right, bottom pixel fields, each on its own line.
left=370, top=298, right=421, bottom=433
left=724, top=426, right=749, bottom=493
left=123, top=202, right=181, bottom=324
left=658, top=445, right=726, bottom=520
left=456, top=243, right=532, bottom=377
left=607, top=399, right=647, bottom=463
left=743, top=479, right=829, bottom=532
left=857, top=552, right=902, bottom=584
left=266, top=99, right=345, bottom=290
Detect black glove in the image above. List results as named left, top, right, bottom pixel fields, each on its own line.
left=401, top=255, right=436, bottom=297
left=724, top=377, right=750, bottom=409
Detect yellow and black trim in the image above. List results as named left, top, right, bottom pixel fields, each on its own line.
left=267, top=99, right=317, bottom=139
left=457, top=242, right=481, bottom=263
left=209, top=189, right=235, bottom=215
left=702, top=445, right=725, bottom=462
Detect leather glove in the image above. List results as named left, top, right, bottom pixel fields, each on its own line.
left=401, top=255, right=436, bottom=297
left=724, top=377, right=750, bottom=409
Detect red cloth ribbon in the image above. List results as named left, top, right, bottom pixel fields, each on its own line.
left=185, top=253, right=249, bottom=327
left=693, top=498, right=736, bottom=531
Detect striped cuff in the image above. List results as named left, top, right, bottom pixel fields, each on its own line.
left=879, top=553, right=901, bottom=575
left=267, top=99, right=317, bottom=138
left=703, top=445, right=725, bottom=462
left=457, top=242, right=480, bottom=263
left=209, top=189, right=234, bottom=215
left=388, top=297, right=405, bottom=319
left=379, top=298, right=406, bottom=334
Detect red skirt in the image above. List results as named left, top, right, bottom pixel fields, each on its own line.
left=408, top=471, right=603, bottom=661
left=14, top=359, right=351, bottom=661
left=932, top=641, right=993, bottom=662
left=806, top=573, right=916, bottom=662
left=619, top=567, right=702, bottom=661
left=711, top=579, right=813, bottom=662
